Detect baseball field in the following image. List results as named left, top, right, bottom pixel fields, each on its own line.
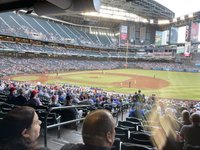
left=8, top=69, right=200, bottom=100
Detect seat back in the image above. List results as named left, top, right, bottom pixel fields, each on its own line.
left=115, top=127, right=129, bottom=142
left=121, top=142, right=154, bottom=150
left=126, top=117, right=142, bottom=125
left=118, top=121, right=139, bottom=131
left=129, top=132, right=154, bottom=147
left=184, top=144, right=200, bottom=150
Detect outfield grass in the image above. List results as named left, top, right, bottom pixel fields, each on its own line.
left=11, top=69, right=200, bottom=100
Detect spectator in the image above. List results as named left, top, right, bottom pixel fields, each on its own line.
left=128, top=102, right=146, bottom=120
left=49, top=95, right=61, bottom=107
left=7, top=87, right=16, bottom=104
left=138, top=90, right=144, bottom=103
left=61, top=109, right=116, bottom=150
left=28, top=90, right=42, bottom=107
left=180, top=113, right=200, bottom=147
left=132, top=92, right=138, bottom=102
left=15, top=88, right=28, bottom=106
left=64, top=95, right=83, bottom=120
left=0, top=106, right=46, bottom=150
left=180, top=110, right=191, bottom=126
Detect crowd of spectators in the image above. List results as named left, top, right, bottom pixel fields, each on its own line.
left=0, top=54, right=199, bottom=77
left=134, top=61, right=200, bottom=71
left=128, top=90, right=200, bottom=149
left=0, top=78, right=200, bottom=149
left=0, top=57, right=126, bottom=77
left=0, top=41, right=131, bottom=58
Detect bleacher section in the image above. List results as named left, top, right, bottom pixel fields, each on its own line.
left=0, top=12, right=117, bottom=48
left=1, top=41, right=169, bottom=60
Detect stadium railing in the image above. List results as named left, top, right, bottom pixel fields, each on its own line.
left=43, top=105, right=90, bottom=148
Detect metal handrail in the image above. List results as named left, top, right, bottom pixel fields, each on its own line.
left=43, top=105, right=90, bottom=147
left=42, top=104, right=125, bottom=148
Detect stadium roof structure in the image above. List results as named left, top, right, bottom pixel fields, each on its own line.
left=102, top=0, right=175, bottom=20
left=0, top=0, right=175, bottom=28
left=54, top=0, right=175, bottom=28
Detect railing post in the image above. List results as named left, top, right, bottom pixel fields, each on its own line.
left=57, top=116, right=61, bottom=139
left=121, top=105, right=124, bottom=121
left=43, top=105, right=89, bottom=147
left=44, top=111, right=48, bottom=148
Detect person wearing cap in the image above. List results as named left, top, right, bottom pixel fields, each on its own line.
left=61, top=109, right=116, bottom=150
left=7, top=87, right=17, bottom=104
left=28, top=90, right=42, bottom=107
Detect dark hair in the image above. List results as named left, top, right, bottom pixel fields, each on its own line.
left=0, top=106, right=36, bottom=150
left=82, top=109, right=115, bottom=145
left=65, top=95, right=72, bottom=106
left=191, top=113, right=200, bottom=124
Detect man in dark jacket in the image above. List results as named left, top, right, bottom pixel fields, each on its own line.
left=15, top=88, right=27, bottom=106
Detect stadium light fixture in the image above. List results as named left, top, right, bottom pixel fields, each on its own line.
left=188, top=13, right=194, bottom=18
left=150, top=19, right=154, bottom=24
left=82, top=5, right=148, bottom=23
left=158, top=20, right=170, bottom=25
left=180, top=16, right=185, bottom=20
left=115, top=32, right=120, bottom=36
left=142, top=19, right=149, bottom=23
left=172, top=18, right=177, bottom=22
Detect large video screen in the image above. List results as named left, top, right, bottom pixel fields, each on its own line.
left=170, top=27, right=178, bottom=44
left=191, top=22, right=199, bottom=42
left=177, top=26, right=186, bottom=43
left=155, top=30, right=169, bottom=45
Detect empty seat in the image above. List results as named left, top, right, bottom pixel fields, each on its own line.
left=115, top=127, right=129, bottom=142
left=118, top=121, right=139, bottom=131
left=129, top=132, right=154, bottom=147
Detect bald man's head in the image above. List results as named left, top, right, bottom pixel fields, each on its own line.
left=82, top=109, right=115, bottom=148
